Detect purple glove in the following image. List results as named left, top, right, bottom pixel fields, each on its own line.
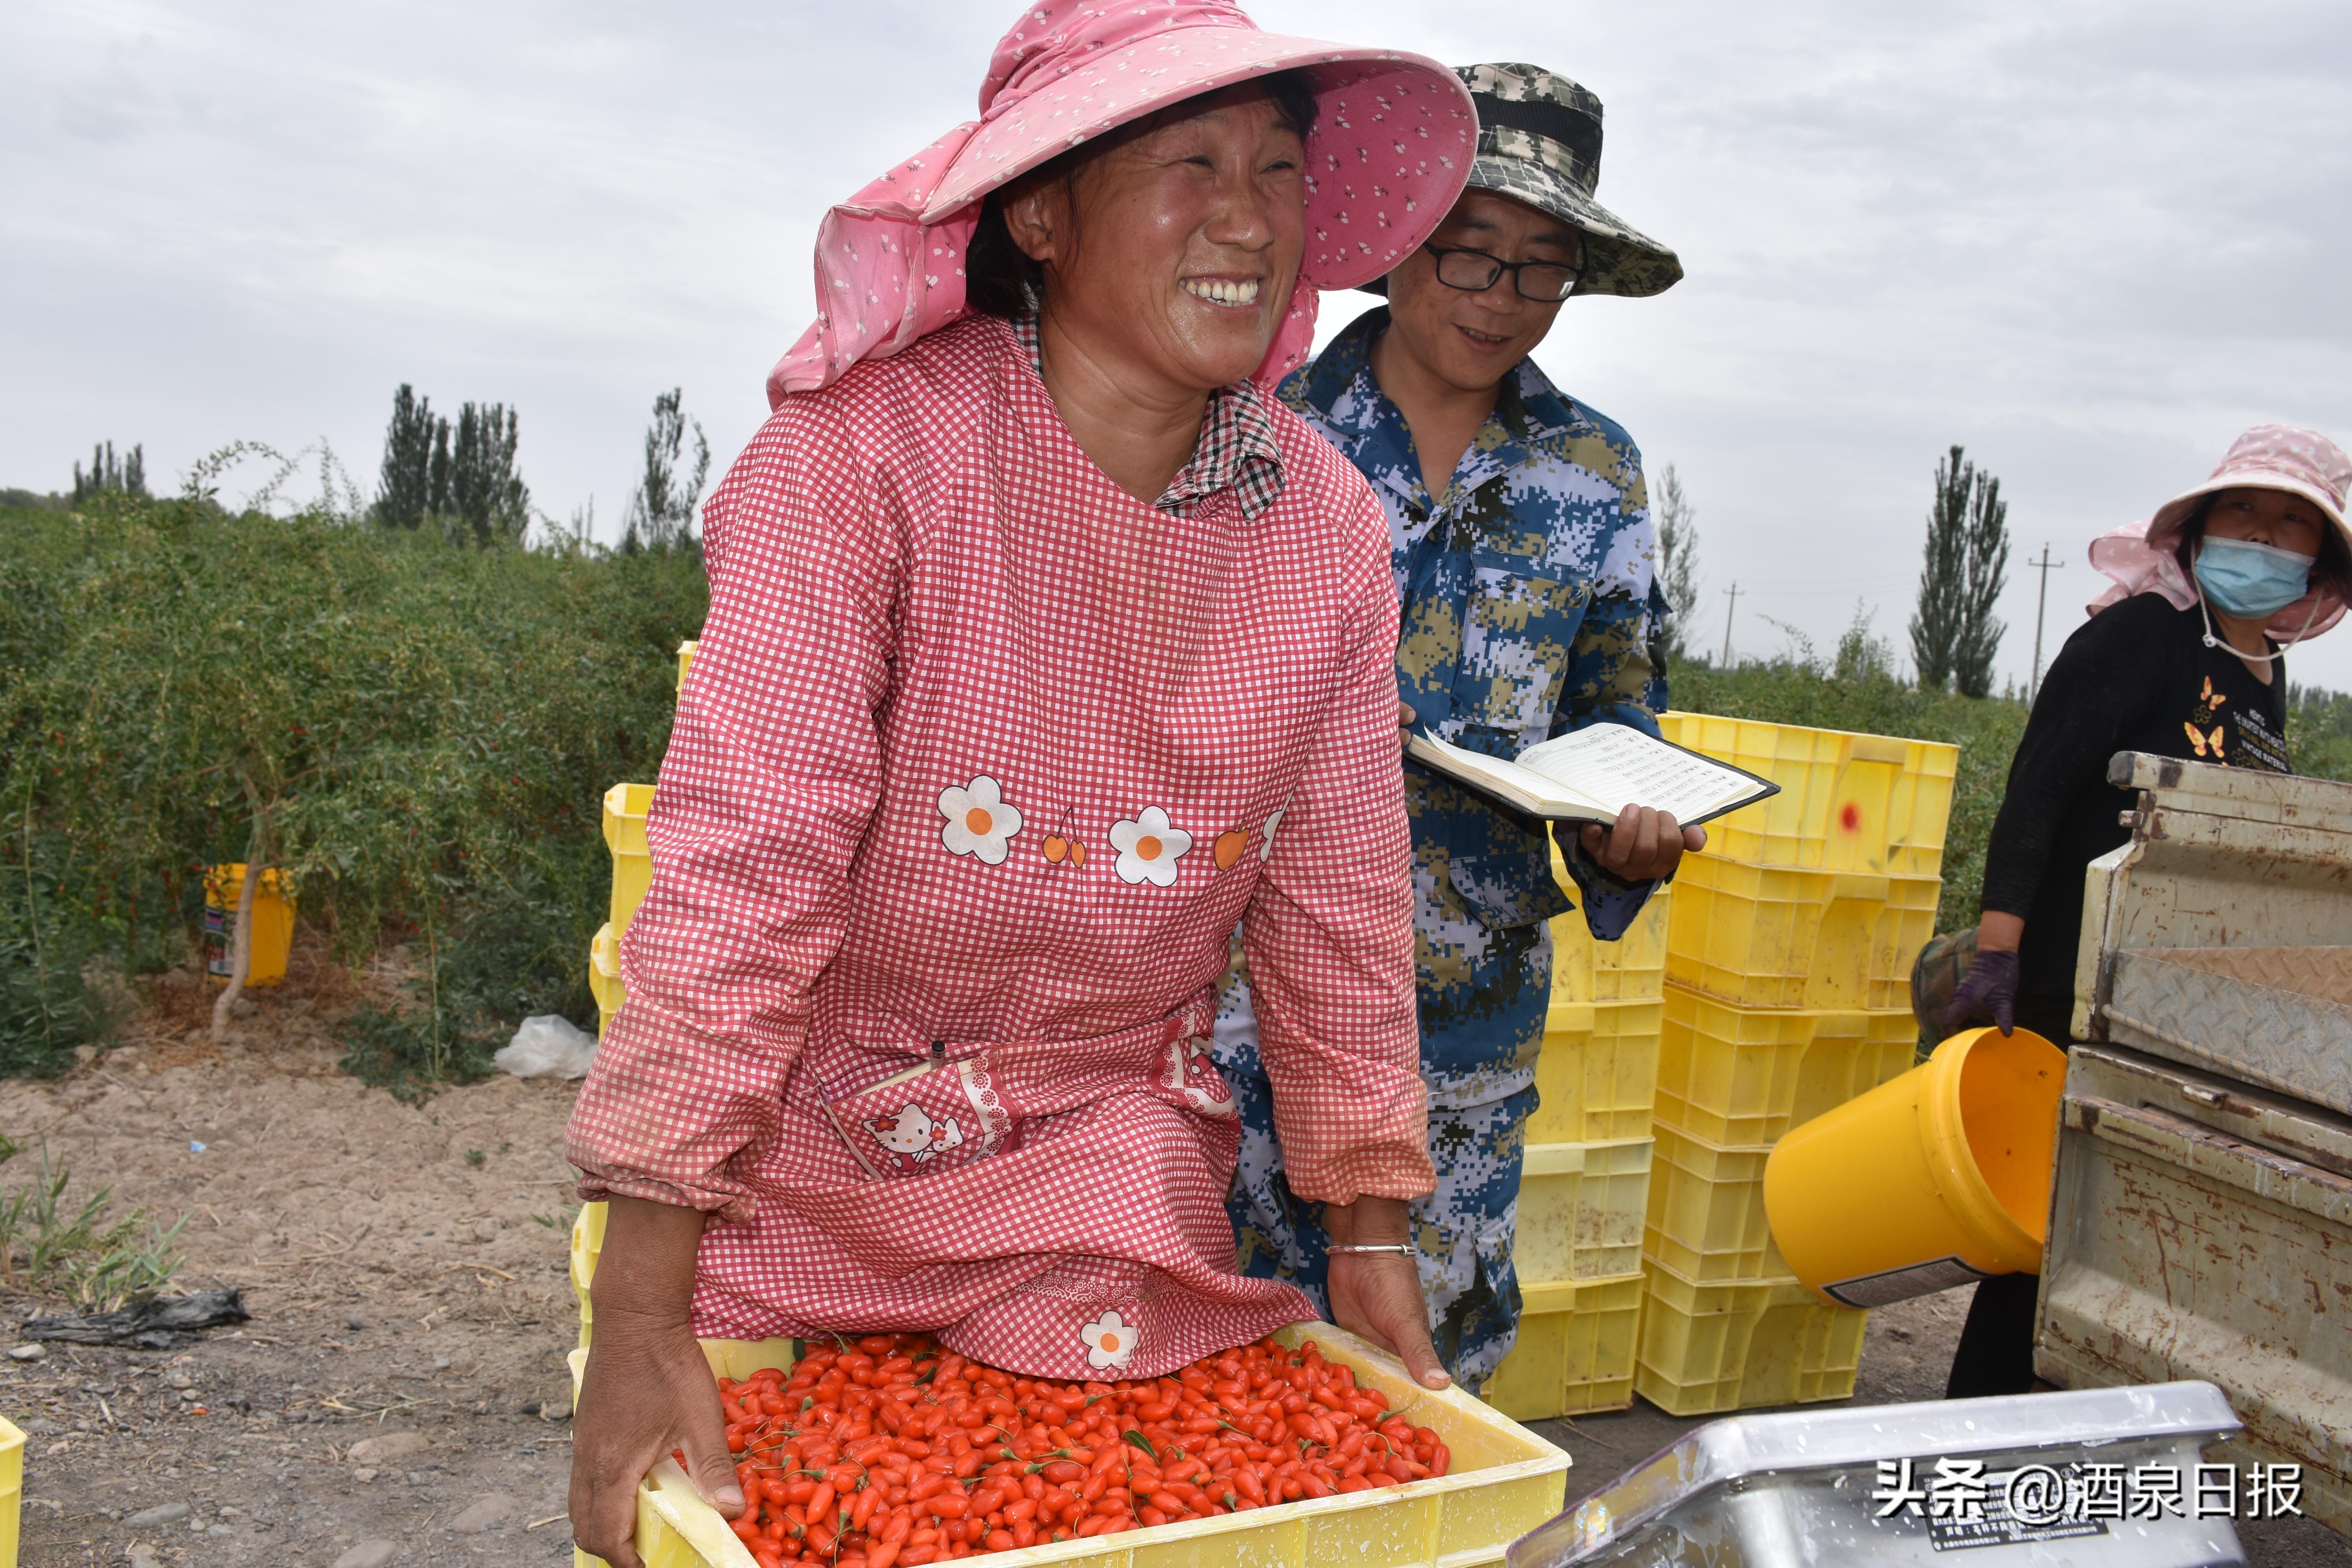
left=1938, top=947, right=2020, bottom=1036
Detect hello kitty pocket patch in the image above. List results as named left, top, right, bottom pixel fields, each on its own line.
left=1158, top=1034, right=1237, bottom=1120
left=818, top=1049, right=1015, bottom=1181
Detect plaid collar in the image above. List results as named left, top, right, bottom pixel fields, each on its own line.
left=1013, top=312, right=1284, bottom=521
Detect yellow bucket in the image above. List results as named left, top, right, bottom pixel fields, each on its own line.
left=201, top=863, right=296, bottom=986
left=1762, top=1026, right=2064, bottom=1308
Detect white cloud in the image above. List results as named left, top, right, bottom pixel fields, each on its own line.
left=4, top=0, right=2348, bottom=690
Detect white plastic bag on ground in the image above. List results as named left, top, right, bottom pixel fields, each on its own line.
left=495, top=1014, right=598, bottom=1080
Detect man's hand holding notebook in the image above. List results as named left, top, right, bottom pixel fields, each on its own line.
left=1406, top=723, right=1777, bottom=881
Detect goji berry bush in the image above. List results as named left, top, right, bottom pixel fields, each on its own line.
left=0, top=495, right=706, bottom=1080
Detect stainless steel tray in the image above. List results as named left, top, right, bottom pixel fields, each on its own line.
left=1510, top=1381, right=2245, bottom=1566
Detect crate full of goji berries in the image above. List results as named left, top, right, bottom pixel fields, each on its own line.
left=570, top=1325, right=1569, bottom=1568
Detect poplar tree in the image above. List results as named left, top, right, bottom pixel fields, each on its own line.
left=1654, top=463, right=1703, bottom=664
left=1909, top=445, right=2010, bottom=696
left=621, top=388, right=710, bottom=555
left=374, top=386, right=529, bottom=544
left=72, top=441, right=147, bottom=504
left=448, top=402, right=530, bottom=546
left=375, top=385, right=445, bottom=530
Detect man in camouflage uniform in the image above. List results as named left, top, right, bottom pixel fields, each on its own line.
left=1216, top=64, right=1697, bottom=1387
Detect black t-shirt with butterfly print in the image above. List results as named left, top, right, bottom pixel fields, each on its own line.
left=1981, top=592, right=2291, bottom=1012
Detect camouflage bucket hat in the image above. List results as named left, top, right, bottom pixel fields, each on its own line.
left=1368, top=63, right=1682, bottom=299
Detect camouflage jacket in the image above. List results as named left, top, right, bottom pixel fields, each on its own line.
left=1277, top=308, right=1670, bottom=1100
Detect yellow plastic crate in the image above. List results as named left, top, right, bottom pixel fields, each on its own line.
left=1642, top=1121, right=1785, bottom=1284
left=568, top=1327, right=1570, bottom=1568
left=1528, top=998, right=1663, bottom=1144
left=1633, top=1259, right=1867, bottom=1417
left=571, top=1200, right=607, bottom=1350
left=590, top=922, right=626, bottom=1040
left=1663, top=854, right=1938, bottom=1010
left=1483, top=1269, right=1644, bottom=1420
left=1515, top=1138, right=1651, bottom=1285
left=1653, top=986, right=1917, bottom=1146
left=1866, top=876, right=1943, bottom=1011
left=0, top=1414, right=20, bottom=1568
left=568, top=1207, right=1568, bottom=1568
left=1657, top=712, right=1957, bottom=876
left=677, top=639, right=699, bottom=695
left=603, top=782, right=657, bottom=935
left=1546, top=853, right=1670, bottom=1002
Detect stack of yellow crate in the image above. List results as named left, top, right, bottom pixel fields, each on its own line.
left=588, top=642, right=697, bottom=1038
left=1632, top=713, right=1957, bottom=1415
left=590, top=783, right=655, bottom=1038
left=1480, top=864, right=1668, bottom=1420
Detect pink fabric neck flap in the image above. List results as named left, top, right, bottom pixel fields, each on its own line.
left=766, top=1, right=1475, bottom=407
left=2087, top=424, right=2352, bottom=641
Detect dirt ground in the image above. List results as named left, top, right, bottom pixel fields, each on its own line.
left=0, top=969, right=2339, bottom=1567
left=0, top=965, right=585, bottom=1568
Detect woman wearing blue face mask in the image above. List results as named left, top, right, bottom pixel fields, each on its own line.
left=1932, top=424, right=2352, bottom=1399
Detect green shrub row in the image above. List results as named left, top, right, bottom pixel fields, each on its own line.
left=6, top=492, right=2346, bottom=1087
left=0, top=497, right=706, bottom=1085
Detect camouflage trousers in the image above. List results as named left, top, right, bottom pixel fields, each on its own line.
left=1212, top=973, right=1535, bottom=1390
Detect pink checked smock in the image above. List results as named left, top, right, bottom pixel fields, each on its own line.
left=568, top=313, right=1430, bottom=1381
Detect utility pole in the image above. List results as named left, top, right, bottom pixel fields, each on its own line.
left=1720, top=583, right=1741, bottom=667
left=2027, top=544, right=2065, bottom=703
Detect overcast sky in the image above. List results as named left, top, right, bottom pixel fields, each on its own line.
left=7, top=1, right=2350, bottom=691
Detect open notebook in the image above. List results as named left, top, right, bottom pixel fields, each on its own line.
left=1407, top=724, right=1777, bottom=828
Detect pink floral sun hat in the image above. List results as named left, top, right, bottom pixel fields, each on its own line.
left=767, top=0, right=1476, bottom=407
left=2087, top=423, right=2352, bottom=641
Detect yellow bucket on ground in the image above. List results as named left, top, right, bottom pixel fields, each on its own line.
left=202, top=863, right=296, bottom=986
left=1762, top=1025, right=2064, bottom=1309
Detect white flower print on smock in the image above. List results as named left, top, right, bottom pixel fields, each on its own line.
left=938, top=775, right=1023, bottom=865
left=1081, top=1309, right=1139, bottom=1370
left=1110, top=807, right=1191, bottom=886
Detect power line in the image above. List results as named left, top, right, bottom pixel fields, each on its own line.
left=1720, top=582, right=1741, bottom=666
left=2027, top=543, right=2066, bottom=703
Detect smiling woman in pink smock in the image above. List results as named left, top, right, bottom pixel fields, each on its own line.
left=564, top=4, right=1478, bottom=1557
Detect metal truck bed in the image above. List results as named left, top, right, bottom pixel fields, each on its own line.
left=2100, top=946, right=2352, bottom=1120
left=2039, top=1043, right=2352, bottom=1535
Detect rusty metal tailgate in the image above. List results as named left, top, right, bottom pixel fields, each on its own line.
left=2039, top=1043, right=2352, bottom=1534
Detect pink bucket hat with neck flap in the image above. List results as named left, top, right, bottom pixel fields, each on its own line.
left=767, top=0, right=1477, bottom=407
left=2088, top=423, right=2352, bottom=642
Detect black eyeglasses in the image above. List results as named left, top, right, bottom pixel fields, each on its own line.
left=1422, top=243, right=1579, bottom=302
